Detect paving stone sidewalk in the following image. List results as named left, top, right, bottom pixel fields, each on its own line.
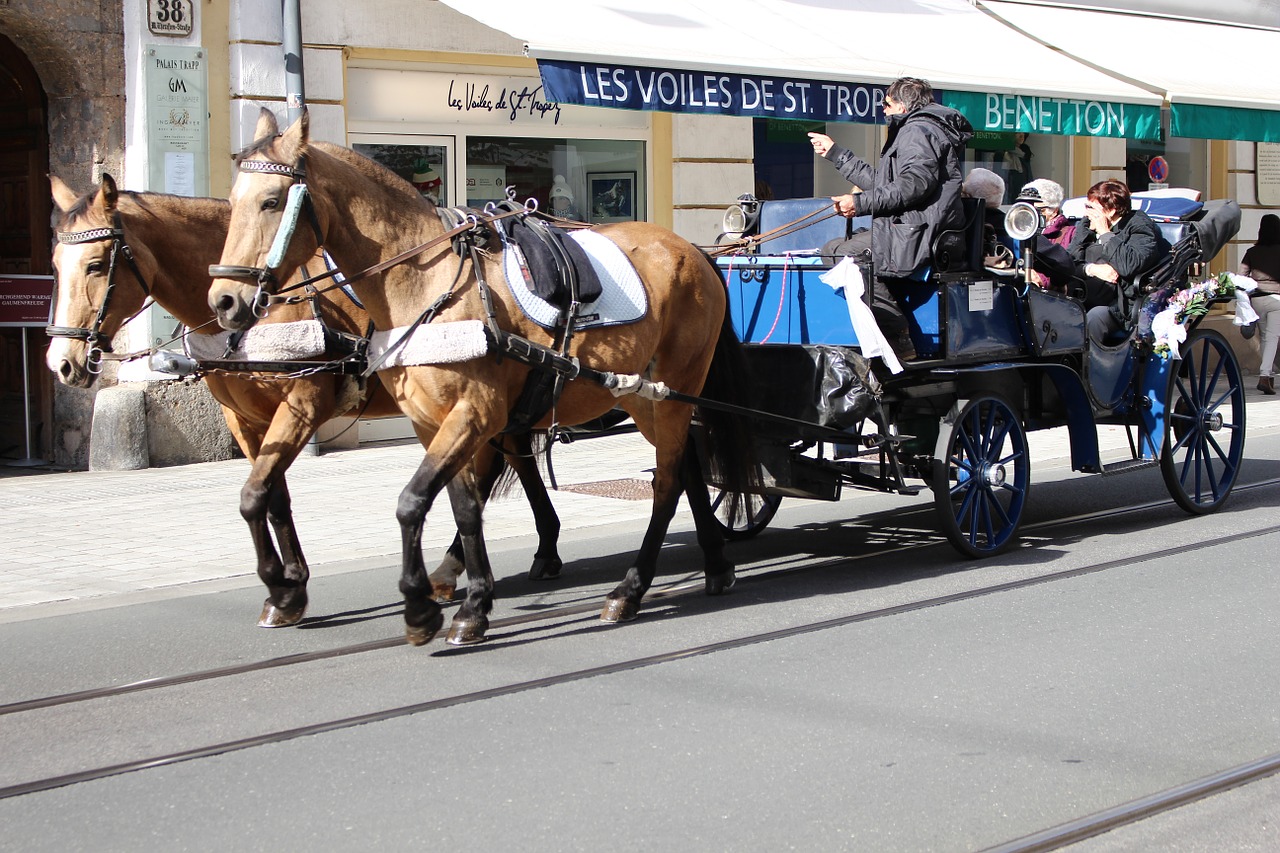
left=3, top=390, right=1277, bottom=614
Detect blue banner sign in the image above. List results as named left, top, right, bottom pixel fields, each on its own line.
left=539, top=59, right=1161, bottom=139
left=539, top=60, right=890, bottom=124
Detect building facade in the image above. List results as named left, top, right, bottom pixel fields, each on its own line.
left=1, top=0, right=1276, bottom=467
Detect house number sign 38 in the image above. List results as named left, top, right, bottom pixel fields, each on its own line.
left=148, top=0, right=194, bottom=38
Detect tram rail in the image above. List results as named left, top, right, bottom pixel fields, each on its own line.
left=2, top=480, right=1278, bottom=804
left=4, top=476, right=1278, bottom=723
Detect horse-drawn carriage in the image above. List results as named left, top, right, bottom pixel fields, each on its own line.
left=708, top=190, right=1245, bottom=557
left=49, top=108, right=1247, bottom=647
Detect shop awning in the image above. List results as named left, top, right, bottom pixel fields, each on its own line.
left=980, top=2, right=1280, bottom=141
left=437, top=0, right=1164, bottom=139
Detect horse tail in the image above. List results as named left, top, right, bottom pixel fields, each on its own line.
left=693, top=252, right=762, bottom=499
left=485, top=432, right=547, bottom=500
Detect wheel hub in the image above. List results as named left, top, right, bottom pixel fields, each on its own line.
left=980, top=462, right=1007, bottom=488
left=1204, top=411, right=1224, bottom=432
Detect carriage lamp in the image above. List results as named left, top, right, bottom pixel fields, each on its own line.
left=718, top=193, right=761, bottom=243
left=1004, top=201, right=1042, bottom=242
left=1005, top=201, right=1043, bottom=288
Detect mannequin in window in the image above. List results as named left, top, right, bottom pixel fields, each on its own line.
left=549, top=174, right=579, bottom=220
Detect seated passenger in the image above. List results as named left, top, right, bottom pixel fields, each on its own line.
left=1018, top=178, right=1075, bottom=249
left=962, top=168, right=1013, bottom=266
left=1068, top=179, right=1169, bottom=344
left=1013, top=181, right=1077, bottom=292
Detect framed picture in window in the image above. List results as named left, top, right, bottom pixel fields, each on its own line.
left=587, top=171, right=637, bottom=223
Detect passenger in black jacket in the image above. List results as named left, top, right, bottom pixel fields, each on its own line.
left=1068, top=179, right=1169, bottom=345
left=808, top=77, right=973, bottom=360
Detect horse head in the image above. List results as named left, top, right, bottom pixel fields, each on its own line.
left=209, top=108, right=322, bottom=332
left=47, top=174, right=158, bottom=387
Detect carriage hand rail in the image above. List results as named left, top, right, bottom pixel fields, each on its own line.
left=705, top=207, right=842, bottom=257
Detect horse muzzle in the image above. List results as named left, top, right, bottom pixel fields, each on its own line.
left=208, top=269, right=275, bottom=331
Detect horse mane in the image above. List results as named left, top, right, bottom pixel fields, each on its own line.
left=233, top=132, right=280, bottom=165
left=59, top=187, right=229, bottom=230
left=58, top=192, right=98, bottom=228
left=310, top=140, right=440, bottom=215
left=231, top=130, right=439, bottom=218
left=123, top=192, right=229, bottom=220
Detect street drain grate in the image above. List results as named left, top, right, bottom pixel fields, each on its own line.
left=557, top=478, right=653, bottom=500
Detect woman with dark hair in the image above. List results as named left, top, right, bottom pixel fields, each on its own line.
left=1068, top=179, right=1169, bottom=344
left=1241, top=213, right=1280, bottom=394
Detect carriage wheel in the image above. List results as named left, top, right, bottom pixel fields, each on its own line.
left=708, top=487, right=782, bottom=541
left=933, top=394, right=1030, bottom=558
left=1161, top=328, right=1245, bottom=514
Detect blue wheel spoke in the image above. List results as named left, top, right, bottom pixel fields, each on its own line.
left=1204, top=432, right=1232, bottom=468
left=997, top=449, right=1025, bottom=466
left=985, top=489, right=1013, bottom=529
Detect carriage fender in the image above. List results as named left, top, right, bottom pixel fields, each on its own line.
left=929, top=362, right=1100, bottom=473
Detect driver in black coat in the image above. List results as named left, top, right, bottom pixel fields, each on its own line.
left=808, top=77, right=973, bottom=361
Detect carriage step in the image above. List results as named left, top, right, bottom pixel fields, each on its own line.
left=1100, top=459, right=1159, bottom=476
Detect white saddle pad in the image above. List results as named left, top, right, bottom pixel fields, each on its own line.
left=502, top=229, right=648, bottom=330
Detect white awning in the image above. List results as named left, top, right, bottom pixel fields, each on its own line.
left=980, top=1, right=1280, bottom=140
left=437, top=0, right=1164, bottom=138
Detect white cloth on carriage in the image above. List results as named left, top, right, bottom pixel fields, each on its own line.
left=501, top=229, right=647, bottom=330
left=1227, top=273, right=1260, bottom=326
left=819, top=257, right=904, bottom=374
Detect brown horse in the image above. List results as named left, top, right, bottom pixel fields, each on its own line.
left=48, top=174, right=564, bottom=627
left=208, top=109, right=758, bottom=646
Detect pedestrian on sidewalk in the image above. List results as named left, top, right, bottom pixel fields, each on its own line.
left=1241, top=213, right=1280, bottom=394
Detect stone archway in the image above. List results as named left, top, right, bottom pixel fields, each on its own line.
left=0, top=32, right=52, bottom=462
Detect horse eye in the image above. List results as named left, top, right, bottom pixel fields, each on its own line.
left=86, top=261, right=104, bottom=275
left=262, top=196, right=280, bottom=211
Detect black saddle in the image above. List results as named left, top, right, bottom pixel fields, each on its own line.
left=504, top=216, right=604, bottom=308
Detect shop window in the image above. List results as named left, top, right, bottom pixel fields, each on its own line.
left=752, top=118, right=820, bottom=201
left=465, top=137, right=645, bottom=224
left=965, top=132, right=1069, bottom=203
left=1127, top=137, right=1207, bottom=195
left=353, top=141, right=451, bottom=206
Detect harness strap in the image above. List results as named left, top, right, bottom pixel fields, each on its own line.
left=358, top=250, right=468, bottom=379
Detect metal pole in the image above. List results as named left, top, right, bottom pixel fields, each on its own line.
left=282, top=0, right=317, bottom=455
left=282, top=0, right=306, bottom=124
left=7, top=326, right=46, bottom=467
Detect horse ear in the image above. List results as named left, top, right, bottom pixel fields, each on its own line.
left=97, top=173, right=120, bottom=214
left=253, top=107, right=280, bottom=143
left=278, top=107, right=310, bottom=162
left=50, top=175, right=79, bottom=212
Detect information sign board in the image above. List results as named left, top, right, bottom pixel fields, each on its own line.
left=0, top=275, right=54, bottom=328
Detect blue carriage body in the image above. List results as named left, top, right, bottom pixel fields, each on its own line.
left=711, top=194, right=1244, bottom=548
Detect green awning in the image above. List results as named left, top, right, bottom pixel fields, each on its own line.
left=940, top=91, right=1162, bottom=140
left=1170, top=103, right=1280, bottom=144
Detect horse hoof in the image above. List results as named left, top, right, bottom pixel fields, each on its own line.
left=704, top=568, right=737, bottom=596
left=528, top=557, right=563, bottom=581
left=429, top=582, right=457, bottom=604
left=405, top=612, right=445, bottom=647
left=600, top=598, right=639, bottom=623
left=258, top=602, right=306, bottom=628
left=446, top=615, right=490, bottom=646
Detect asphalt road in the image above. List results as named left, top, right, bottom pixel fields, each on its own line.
left=1, top=434, right=1278, bottom=852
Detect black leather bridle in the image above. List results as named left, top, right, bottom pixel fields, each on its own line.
left=47, top=213, right=151, bottom=375
left=208, top=156, right=322, bottom=319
